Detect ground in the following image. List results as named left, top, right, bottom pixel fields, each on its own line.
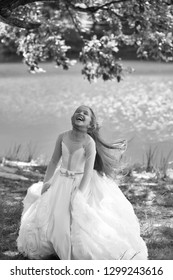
left=0, top=164, right=173, bottom=260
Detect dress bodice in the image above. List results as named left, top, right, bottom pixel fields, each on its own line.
left=61, top=141, right=86, bottom=172
left=60, top=131, right=95, bottom=173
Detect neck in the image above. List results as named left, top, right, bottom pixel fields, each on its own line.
left=71, top=126, right=87, bottom=140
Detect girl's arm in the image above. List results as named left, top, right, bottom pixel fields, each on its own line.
left=43, top=133, right=63, bottom=185
left=78, top=137, right=96, bottom=192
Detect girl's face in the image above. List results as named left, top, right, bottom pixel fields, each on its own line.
left=72, top=106, right=92, bottom=129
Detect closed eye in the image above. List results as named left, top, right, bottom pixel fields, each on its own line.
left=76, top=110, right=88, bottom=115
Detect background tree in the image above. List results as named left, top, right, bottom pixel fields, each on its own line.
left=0, top=0, right=173, bottom=81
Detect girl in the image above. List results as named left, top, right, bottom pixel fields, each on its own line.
left=17, top=105, right=148, bottom=260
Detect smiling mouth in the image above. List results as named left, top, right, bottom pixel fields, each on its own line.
left=76, top=115, right=85, bottom=121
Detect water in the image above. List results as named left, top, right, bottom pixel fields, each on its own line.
left=0, top=61, right=173, bottom=164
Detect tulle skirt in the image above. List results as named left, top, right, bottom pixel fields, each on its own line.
left=17, top=168, right=148, bottom=260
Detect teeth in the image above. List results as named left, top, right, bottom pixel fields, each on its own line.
left=76, top=115, right=84, bottom=121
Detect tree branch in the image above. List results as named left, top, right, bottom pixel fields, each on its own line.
left=0, top=0, right=46, bottom=28
left=0, top=14, right=41, bottom=28
left=66, top=0, right=131, bottom=13
left=65, top=3, right=83, bottom=37
left=0, top=0, right=131, bottom=16
left=0, top=0, right=57, bottom=11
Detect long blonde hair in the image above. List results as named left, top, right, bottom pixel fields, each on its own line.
left=86, top=107, right=127, bottom=179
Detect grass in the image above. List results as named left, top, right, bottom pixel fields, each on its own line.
left=145, top=146, right=158, bottom=172
left=0, top=178, right=31, bottom=260
left=157, top=150, right=173, bottom=179
left=4, top=142, right=38, bottom=163
left=121, top=176, right=173, bottom=260
left=142, top=145, right=173, bottom=180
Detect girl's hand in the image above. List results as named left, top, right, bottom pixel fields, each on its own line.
left=41, top=182, right=51, bottom=195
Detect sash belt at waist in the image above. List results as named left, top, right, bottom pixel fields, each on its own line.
left=60, top=168, right=84, bottom=178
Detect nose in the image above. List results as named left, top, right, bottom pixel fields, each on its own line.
left=78, top=112, right=84, bottom=116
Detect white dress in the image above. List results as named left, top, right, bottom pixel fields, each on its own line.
left=17, top=131, right=148, bottom=260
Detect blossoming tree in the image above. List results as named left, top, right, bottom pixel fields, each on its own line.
left=0, top=0, right=173, bottom=81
